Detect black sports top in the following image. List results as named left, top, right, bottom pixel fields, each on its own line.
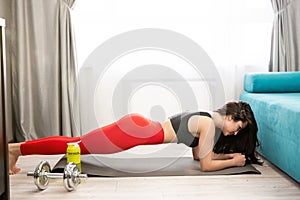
left=169, top=111, right=212, bottom=147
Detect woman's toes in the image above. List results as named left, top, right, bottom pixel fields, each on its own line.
left=13, top=167, right=21, bottom=174
left=9, top=166, right=21, bottom=175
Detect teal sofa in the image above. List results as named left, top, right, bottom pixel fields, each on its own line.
left=240, top=72, right=300, bottom=183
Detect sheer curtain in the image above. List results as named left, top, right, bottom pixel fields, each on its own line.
left=9, top=0, right=79, bottom=141
left=269, top=0, right=300, bottom=71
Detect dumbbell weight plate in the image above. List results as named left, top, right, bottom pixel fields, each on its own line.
left=33, top=161, right=51, bottom=190
left=63, top=162, right=80, bottom=191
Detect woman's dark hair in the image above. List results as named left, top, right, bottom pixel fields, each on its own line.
left=213, top=101, right=263, bottom=165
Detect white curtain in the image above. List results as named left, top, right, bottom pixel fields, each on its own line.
left=269, top=0, right=300, bottom=71
left=9, top=0, right=79, bottom=141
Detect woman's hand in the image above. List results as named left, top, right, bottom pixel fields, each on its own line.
left=232, top=153, right=246, bottom=166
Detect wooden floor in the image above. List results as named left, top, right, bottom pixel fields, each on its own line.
left=9, top=144, right=300, bottom=200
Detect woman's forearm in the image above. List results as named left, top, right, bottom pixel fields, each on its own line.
left=200, top=158, right=236, bottom=172
left=199, top=152, right=246, bottom=172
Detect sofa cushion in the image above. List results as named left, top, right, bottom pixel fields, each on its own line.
left=240, top=92, right=300, bottom=183
left=244, top=72, right=300, bottom=93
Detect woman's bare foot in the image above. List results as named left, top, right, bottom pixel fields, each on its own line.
left=8, top=143, right=22, bottom=175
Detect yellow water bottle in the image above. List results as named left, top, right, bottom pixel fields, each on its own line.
left=66, top=142, right=82, bottom=172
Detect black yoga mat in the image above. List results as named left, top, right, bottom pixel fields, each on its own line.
left=52, top=154, right=261, bottom=177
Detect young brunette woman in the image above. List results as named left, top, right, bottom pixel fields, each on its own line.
left=9, top=101, right=261, bottom=174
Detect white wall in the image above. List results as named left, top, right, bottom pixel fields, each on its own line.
left=72, top=0, right=273, bottom=131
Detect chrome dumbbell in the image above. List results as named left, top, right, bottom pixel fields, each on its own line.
left=27, top=161, right=87, bottom=191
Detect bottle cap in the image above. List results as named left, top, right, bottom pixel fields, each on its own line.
left=67, top=141, right=80, bottom=147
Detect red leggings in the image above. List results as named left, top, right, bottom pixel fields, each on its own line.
left=20, top=114, right=164, bottom=155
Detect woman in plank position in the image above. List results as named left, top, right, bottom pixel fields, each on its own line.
left=9, top=101, right=261, bottom=174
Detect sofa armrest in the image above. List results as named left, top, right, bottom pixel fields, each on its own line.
left=244, top=72, right=300, bottom=93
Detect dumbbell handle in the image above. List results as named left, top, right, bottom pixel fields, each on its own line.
left=27, top=172, right=88, bottom=179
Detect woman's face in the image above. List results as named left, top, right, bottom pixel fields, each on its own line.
left=222, top=115, right=248, bottom=136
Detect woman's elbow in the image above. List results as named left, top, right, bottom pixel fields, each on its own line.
left=200, top=166, right=210, bottom=172
left=199, top=162, right=211, bottom=172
